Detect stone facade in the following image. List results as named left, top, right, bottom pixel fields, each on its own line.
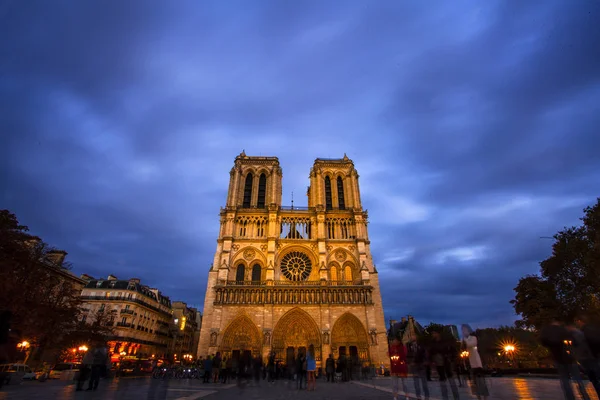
left=198, top=153, right=389, bottom=369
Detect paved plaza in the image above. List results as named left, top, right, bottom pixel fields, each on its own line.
left=1, top=376, right=599, bottom=400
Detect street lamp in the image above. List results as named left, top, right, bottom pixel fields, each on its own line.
left=17, top=341, right=31, bottom=364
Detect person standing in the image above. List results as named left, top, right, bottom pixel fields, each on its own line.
left=212, top=352, right=221, bottom=383
left=428, top=330, right=460, bottom=400
left=389, top=337, right=409, bottom=400
left=540, top=320, right=590, bottom=400
left=568, top=322, right=599, bottom=397
left=76, top=347, right=94, bottom=391
left=306, top=344, right=317, bottom=391
left=203, top=355, right=213, bottom=383
left=461, top=325, right=489, bottom=400
left=325, top=354, right=335, bottom=383
left=87, top=342, right=108, bottom=391
left=408, top=340, right=430, bottom=400
left=296, top=351, right=306, bottom=390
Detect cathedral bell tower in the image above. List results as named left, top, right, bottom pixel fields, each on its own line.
left=198, top=152, right=388, bottom=371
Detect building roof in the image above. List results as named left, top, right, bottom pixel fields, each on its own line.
left=84, top=279, right=172, bottom=307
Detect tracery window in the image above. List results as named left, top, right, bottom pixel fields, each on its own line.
left=343, top=266, right=353, bottom=281
left=325, top=176, right=333, bottom=210
left=252, top=264, right=261, bottom=282
left=330, top=266, right=338, bottom=281
left=257, top=173, right=267, bottom=208
left=243, top=173, right=253, bottom=208
left=236, top=264, right=245, bottom=282
left=337, top=176, right=345, bottom=210
left=280, top=251, right=312, bottom=281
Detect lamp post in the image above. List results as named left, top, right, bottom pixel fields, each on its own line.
left=504, top=344, right=516, bottom=367
left=17, top=341, right=31, bottom=364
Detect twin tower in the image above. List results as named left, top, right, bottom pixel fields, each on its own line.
left=198, top=152, right=388, bottom=369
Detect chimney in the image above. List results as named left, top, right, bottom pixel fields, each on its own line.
left=46, top=250, right=67, bottom=266
left=107, top=274, right=118, bottom=281
left=129, top=278, right=140, bottom=284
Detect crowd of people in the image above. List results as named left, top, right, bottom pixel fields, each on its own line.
left=387, top=317, right=600, bottom=400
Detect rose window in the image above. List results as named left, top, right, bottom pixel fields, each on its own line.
left=280, top=251, right=312, bottom=281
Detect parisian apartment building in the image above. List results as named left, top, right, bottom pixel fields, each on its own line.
left=79, top=275, right=176, bottom=360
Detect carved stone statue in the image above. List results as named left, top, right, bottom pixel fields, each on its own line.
left=264, top=330, right=272, bottom=345
left=323, top=330, right=330, bottom=344
left=210, top=331, right=218, bottom=346
left=369, top=329, right=378, bottom=345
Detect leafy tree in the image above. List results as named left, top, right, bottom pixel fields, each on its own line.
left=511, top=198, right=600, bottom=329
left=473, top=326, right=550, bottom=369
left=0, top=210, right=110, bottom=363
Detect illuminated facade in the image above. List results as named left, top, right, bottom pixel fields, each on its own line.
left=80, top=275, right=172, bottom=359
left=197, top=153, right=388, bottom=369
left=171, top=301, right=200, bottom=361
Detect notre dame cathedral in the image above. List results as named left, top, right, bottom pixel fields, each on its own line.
left=197, top=152, right=389, bottom=369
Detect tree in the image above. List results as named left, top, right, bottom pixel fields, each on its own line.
left=0, top=210, right=84, bottom=361
left=511, top=198, right=600, bottom=329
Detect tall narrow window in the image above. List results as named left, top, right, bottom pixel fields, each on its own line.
left=236, top=264, right=245, bottom=282
left=330, top=266, right=338, bottom=281
left=243, top=173, right=253, bottom=208
left=344, top=266, right=352, bottom=281
left=325, top=176, right=333, bottom=210
left=252, top=264, right=261, bottom=282
left=257, top=174, right=267, bottom=208
left=337, top=176, right=345, bottom=210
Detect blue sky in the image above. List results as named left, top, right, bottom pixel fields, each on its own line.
left=1, top=0, right=599, bottom=328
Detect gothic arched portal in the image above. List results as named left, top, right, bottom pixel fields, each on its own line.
left=220, top=315, right=262, bottom=359
left=272, top=308, right=322, bottom=365
left=330, top=312, right=370, bottom=363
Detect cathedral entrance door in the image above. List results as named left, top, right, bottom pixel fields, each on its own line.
left=339, top=346, right=346, bottom=356
left=286, top=347, right=295, bottom=369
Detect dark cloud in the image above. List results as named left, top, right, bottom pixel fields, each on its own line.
left=1, top=0, right=599, bottom=327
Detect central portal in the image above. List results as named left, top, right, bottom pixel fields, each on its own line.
left=272, top=308, right=321, bottom=367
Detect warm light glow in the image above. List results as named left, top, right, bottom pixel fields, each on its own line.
left=460, top=351, right=470, bottom=358
left=120, top=351, right=126, bottom=356
left=72, top=348, right=77, bottom=353
left=17, top=341, right=30, bottom=348
left=78, top=345, right=88, bottom=352
left=151, top=354, right=155, bottom=358
left=504, top=344, right=515, bottom=353
left=390, top=355, right=399, bottom=361
left=180, top=316, right=186, bottom=331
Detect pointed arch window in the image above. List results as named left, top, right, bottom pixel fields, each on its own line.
left=330, top=266, right=338, bottom=281
left=251, top=264, right=261, bottom=282
left=236, top=264, right=245, bottom=282
left=243, top=173, right=253, bottom=208
left=337, top=176, right=345, bottom=210
left=325, top=176, right=333, bottom=210
left=343, top=266, right=352, bottom=282
left=257, top=173, right=267, bottom=208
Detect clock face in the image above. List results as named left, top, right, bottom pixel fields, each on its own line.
left=280, top=251, right=312, bottom=281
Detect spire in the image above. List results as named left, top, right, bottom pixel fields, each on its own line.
left=291, top=191, right=294, bottom=210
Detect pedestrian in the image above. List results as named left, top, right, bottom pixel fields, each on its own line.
left=212, top=352, right=221, bottom=383
left=306, top=344, right=317, bottom=391
left=540, top=319, right=590, bottom=400
left=86, top=342, right=108, bottom=391
left=76, top=347, right=94, bottom=391
left=253, top=354, right=262, bottom=386
left=428, top=330, right=460, bottom=400
left=326, top=353, right=335, bottom=383
left=408, top=340, right=429, bottom=400
left=203, top=355, right=213, bottom=383
left=461, top=324, right=489, bottom=400
left=568, top=321, right=599, bottom=397
left=389, top=336, right=409, bottom=400
left=296, top=351, right=306, bottom=389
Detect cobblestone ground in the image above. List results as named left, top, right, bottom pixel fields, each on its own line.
left=1, top=376, right=600, bottom=400
left=355, top=375, right=600, bottom=400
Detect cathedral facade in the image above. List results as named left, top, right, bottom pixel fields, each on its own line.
left=197, top=152, right=388, bottom=369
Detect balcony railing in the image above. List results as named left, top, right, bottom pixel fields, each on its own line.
left=80, top=295, right=171, bottom=317
left=120, top=309, right=134, bottom=315
left=116, top=322, right=132, bottom=328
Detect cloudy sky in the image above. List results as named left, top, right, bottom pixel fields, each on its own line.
left=1, top=0, right=599, bottom=328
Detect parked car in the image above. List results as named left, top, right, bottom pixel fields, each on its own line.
left=0, top=363, right=37, bottom=383
left=49, top=363, right=81, bottom=380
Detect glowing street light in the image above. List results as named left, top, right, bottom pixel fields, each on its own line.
left=460, top=351, right=470, bottom=358
left=504, top=344, right=516, bottom=353
left=78, top=345, right=88, bottom=352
